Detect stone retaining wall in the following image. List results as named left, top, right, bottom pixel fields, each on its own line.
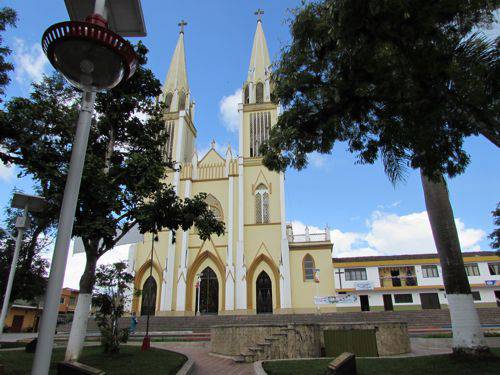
left=211, top=321, right=409, bottom=359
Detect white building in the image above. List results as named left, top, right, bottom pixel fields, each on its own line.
left=332, top=252, right=500, bottom=312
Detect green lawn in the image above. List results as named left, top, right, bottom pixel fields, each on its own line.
left=0, top=346, right=186, bottom=375
left=263, top=348, right=500, bottom=375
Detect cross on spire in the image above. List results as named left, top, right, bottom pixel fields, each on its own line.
left=178, top=19, right=187, bottom=33
left=254, top=8, right=264, bottom=22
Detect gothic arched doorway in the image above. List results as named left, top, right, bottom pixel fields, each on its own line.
left=256, top=271, right=273, bottom=314
left=140, top=276, right=157, bottom=316
left=195, top=267, right=219, bottom=314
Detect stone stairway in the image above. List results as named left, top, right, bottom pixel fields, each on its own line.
left=58, top=308, right=500, bottom=333
left=237, top=328, right=289, bottom=363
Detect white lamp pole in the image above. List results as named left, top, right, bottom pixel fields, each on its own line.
left=315, top=268, right=320, bottom=313
left=196, top=273, right=201, bottom=316
left=0, top=193, right=45, bottom=338
left=0, top=207, right=27, bottom=335
left=31, top=92, right=96, bottom=375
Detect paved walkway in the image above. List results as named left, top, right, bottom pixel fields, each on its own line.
left=151, top=342, right=254, bottom=375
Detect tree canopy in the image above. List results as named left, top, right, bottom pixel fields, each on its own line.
left=0, top=7, right=17, bottom=103
left=0, top=42, right=224, bottom=291
left=262, top=0, right=499, bottom=180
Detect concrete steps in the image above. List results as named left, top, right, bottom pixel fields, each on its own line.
left=58, top=308, right=500, bottom=334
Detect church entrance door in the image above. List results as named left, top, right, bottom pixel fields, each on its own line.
left=256, top=271, right=273, bottom=314
left=140, top=276, right=157, bottom=316
left=196, top=267, right=219, bottom=314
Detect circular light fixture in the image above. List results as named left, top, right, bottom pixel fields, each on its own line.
left=42, top=16, right=138, bottom=92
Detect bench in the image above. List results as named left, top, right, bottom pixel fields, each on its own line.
left=326, top=352, right=356, bottom=375
left=57, top=361, right=106, bottom=375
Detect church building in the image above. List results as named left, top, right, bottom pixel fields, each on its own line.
left=130, top=16, right=335, bottom=316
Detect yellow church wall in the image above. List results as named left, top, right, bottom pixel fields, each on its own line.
left=243, top=164, right=282, bottom=225
left=289, top=246, right=337, bottom=313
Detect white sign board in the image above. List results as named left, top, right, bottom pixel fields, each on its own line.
left=355, top=281, right=374, bottom=291
left=314, top=294, right=358, bottom=305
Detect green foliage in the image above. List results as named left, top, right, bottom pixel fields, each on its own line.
left=489, top=203, right=499, bottom=251
left=263, top=0, right=499, bottom=181
left=0, top=42, right=224, bottom=292
left=0, top=7, right=17, bottom=103
left=92, top=262, right=134, bottom=354
left=0, top=197, right=50, bottom=303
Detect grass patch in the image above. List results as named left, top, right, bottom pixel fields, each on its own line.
left=263, top=348, right=500, bottom=375
left=0, top=345, right=186, bottom=375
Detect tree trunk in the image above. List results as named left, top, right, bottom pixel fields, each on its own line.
left=420, top=170, right=487, bottom=355
left=65, top=249, right=98, bottom=361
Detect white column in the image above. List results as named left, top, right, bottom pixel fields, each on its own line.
left=279, top=172, right=292, bottom=308
left=176, top=178, right=191, bottom=311
left=160, top=114, right=186, bottom=312
left=235, top=103, right=247, bottom=310
left=264, top=78, right=271, bottom=102
left=225, top=175, right=235, bottom=311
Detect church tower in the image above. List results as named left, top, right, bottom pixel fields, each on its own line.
left=235, top=11, right=292, bottom=311
left=159, top=21, right=198, bottom=312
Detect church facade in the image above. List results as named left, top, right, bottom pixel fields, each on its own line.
left=131, top=18, right=335, bottom=316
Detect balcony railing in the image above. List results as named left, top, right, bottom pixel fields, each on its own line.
left=287, top=224, right=331, bottom=243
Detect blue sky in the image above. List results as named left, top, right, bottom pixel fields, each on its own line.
left=1, top=0, right=499, bottom=279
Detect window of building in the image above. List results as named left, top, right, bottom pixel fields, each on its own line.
left=488, top=262, right=500, bottom=275
left=422, top=265, right=439, bottom=278
left=244, top=85, right=250, bottom=104
left=303, top=254, right=315, bottom=281
left=205, top=194, right=224, bottom=222
left=394, top=294, right=413, bottom=303
left=69, top=296, right=76, bottom=305
left=249, top=111, right=271, bottom=157
left=256, top=82, right=264, bottom=103
left=345, top=268, right=367, bottom=281
left=178, top=91, right=186, bottom=110
left=60, top=297, right=65, bottom=304
left=164, top=92, right=173, bottom=112
left=163, top=121, right=175, bottom=161
left=465, top=263, right=480, bottom=277
left=255, top=184, right=269, bottom=224
left=472, top=291, right=481, bottom=301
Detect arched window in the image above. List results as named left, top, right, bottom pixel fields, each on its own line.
left=244, top=85, right=250, bottom=104
left=256, top=82, right=264, bottom=103
left=179, top=92, right=186, bottom=111
left=255, top=184, right=269, bottom=224
left=303, top=254, right=315, bottom=281
left=205, top=194, right=224, bottom=221
left=164, top=92, right=173, bottom=112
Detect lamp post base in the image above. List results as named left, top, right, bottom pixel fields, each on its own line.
left=141, top=336, right=151, bottom=351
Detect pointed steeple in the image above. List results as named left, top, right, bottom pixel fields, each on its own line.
left=163, top=21, right=189, bottom=94
left=247, top=10, right=271, bottom=84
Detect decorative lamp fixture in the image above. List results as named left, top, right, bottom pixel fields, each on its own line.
left=42, top=14, right=138, bottom=92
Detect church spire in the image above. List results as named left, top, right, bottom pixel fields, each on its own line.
left=243, top=10, right=272, bottom=104
left=163, top=20, right=189, bottom=101
left=247, top=9, right=271, bottom=84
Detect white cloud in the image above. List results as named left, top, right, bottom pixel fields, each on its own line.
left=0, top=160, right=14, bottom=182
left=219, top=89, right=242, bottom=132
left=13, top=38, right=49, bottom=85
left=309, top=152, right=329, bottom=169
left=292, top=210, right=486, bottom=258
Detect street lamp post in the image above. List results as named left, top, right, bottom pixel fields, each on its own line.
left=314, top=268, right=321, bottom=313
left=0, top=193, right=46, bottom=337
left=32, top=1, right=144, bottom=373
left=196, top=274, right=201, bottom=316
